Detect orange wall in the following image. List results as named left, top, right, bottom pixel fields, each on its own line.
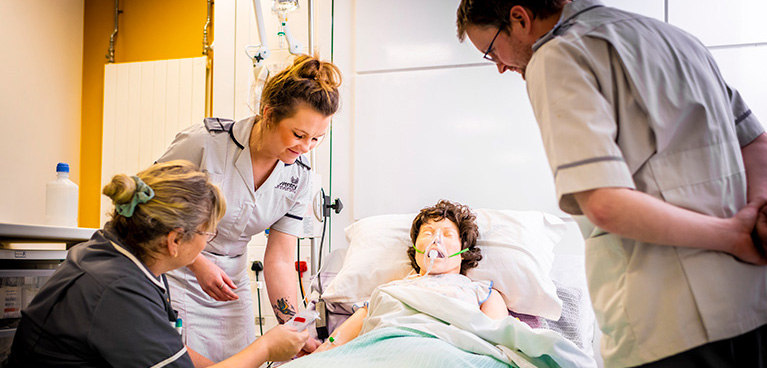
left=80, top=0, right=210, bottom=227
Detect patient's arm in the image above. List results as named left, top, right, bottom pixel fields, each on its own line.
left=313, top=306, right=368, bottom=353
left=480, top=289, right=508, bottom=320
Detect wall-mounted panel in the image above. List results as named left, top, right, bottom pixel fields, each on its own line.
left=710, top=45, right=767, bottom=129
left=602, top=0, right=665, bottom=21
left=669, top=0, right=767, bottom=46
left=101, top=57, right=207, bottom=225
left=355, top=0, right=481, bottom=73
left=353, top=65, right=560, bottom=219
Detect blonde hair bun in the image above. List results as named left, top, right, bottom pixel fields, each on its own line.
left=102, top=174, right=137, bottom=205
left=259, top=54, right=342, bottom=123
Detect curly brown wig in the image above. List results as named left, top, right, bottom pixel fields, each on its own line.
left=407, top=200, right=481, bottom=275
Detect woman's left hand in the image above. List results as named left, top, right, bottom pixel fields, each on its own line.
left=188, top=255, right=240, bottom=301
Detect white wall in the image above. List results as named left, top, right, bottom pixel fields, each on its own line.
left=0, top=0, right=84, bottom=226
left=326, top=0, right=767, bottom=250
left=324, top=0, right=556, bottom=255
left=216, top=0, right=767, bottom=339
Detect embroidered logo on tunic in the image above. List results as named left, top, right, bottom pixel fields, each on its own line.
left=275, top=176, right=299, bottom=193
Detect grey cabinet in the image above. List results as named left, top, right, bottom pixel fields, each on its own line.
left=0, top=223, right=97, bottom=360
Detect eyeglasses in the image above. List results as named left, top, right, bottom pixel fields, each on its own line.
left=482, top=27, right=503, bottom=62
left=195, top=230, right=218, bottom=243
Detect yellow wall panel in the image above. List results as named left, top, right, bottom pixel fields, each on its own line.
left=80, top=0, right=209, bottom=227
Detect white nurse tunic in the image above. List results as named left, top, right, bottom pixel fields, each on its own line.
left=157, top=116, right=312, bottom=362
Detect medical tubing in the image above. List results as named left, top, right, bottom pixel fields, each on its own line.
left=329, top=330, right=342, bottom=345
left=448, top=248, right=469, bottom=258
left=297, top=239, right=307, bottom=308
left=424, top=250, right=438, bottom=276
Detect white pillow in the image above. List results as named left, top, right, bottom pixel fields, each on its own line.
left=321, top=209, right=567, bottom=320
left=322, top=214, right=415, bottom=308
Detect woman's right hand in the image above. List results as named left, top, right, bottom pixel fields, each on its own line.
left=262, top=324, right=310, bottom=362
left=188, top=254, right=240, bottom=301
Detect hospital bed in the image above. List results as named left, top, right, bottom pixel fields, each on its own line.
left=299, top=209, right=603, bottom=368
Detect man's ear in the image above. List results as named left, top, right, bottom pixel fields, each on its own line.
left=509, top=5, right=534, bottom=32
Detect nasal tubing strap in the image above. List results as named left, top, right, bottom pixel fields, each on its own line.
left=412, top=245, right=470, bottom=258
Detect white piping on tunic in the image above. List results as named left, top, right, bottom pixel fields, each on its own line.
left=111, top=240, right=186, bottom=366
left=109, top=240, right=165, bottom=291
left=151, top=346, right=188, bottom=368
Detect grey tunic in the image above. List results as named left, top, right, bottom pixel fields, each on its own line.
left=8, top=230, right=192, bottom=367
left=525, top=0, right=767, bottom=366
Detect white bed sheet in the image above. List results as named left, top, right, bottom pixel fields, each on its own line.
left=309, top=217, right=603, bottom=367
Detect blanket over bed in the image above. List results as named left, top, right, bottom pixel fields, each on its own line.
left=358, top=280, right=596, bottom=368
left=283, top=280, right=596, bottom=368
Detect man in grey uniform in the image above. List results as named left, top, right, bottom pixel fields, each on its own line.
left=456, top=0, right=767, bottom=367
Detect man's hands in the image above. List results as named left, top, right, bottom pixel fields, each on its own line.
left=752, top=202, right=767, bottom=261
left=729, top=198, right=767, bottom=265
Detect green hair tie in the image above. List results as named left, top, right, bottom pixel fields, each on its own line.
left=412, top=245, right=469, bottom=258
left=115, top=176, right=155, bottom=218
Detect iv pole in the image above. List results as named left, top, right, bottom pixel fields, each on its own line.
left=246, top=0, right=304, bottom=67
left=247, top=0, right=324, bottom=276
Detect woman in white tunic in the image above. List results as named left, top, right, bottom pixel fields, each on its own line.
left=157, top=55, right=342, bottom=362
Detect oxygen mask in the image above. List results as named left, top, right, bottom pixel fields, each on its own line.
left=412, top=228, right=470, bottom=276
left=414, top=229, right=445, bottom=276
left=425, top=230, right=448, bottom=261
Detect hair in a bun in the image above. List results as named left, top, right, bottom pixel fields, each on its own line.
left=103, top=174, right=137, bottom=205
left=258, top=54, right=342, bottom=126
left=103, top=160, right=225, bottom=263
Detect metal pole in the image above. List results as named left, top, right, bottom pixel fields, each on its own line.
left=202, top=0, right=213, bottom=55
left=307, top=0, right=315, bottom=56
left=308, top=0, right=320, bottom=276
left=106, top=0, right=120, bottom=63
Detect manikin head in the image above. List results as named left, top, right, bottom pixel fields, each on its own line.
left=407, top=200, right=481, bottom=275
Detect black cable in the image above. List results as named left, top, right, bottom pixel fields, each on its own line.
left=251, top=261, right=265, bottom=336
left=255, top=272, right=263, bottom=336
left=317, top=208, right=329, bottom=295
left=299, top=278, right=306, bottom=307
left=297, top=238, right=306, bottom=307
